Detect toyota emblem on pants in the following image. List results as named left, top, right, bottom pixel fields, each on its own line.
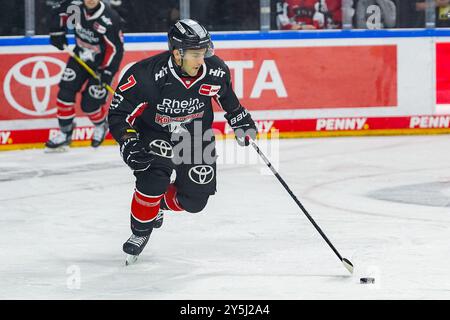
left=188, top=165, right=214, bottom=185
left=88, top=84, right=107, bottom=100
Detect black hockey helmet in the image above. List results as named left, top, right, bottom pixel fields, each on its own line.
left=168, top=19, right=214, bottom=58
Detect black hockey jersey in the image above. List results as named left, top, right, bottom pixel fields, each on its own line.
left=50, top=0, right=124, bottom=74
left=108, top=51, right=243, bottom=144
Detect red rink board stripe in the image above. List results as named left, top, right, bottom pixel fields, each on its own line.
left=2, top=115, right=450, bottom=149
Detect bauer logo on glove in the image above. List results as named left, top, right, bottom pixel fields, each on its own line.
left=224, top=106, right=257, bottom=146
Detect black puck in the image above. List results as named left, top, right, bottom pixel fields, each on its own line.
left=360, top=277, right=375, bottom=284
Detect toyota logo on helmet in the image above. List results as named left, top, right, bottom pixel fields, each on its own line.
left=168, top=19, right=214, bottom=58
left=149, top=139, right=174, bottom=158
left=3, top=56, right=65, bottom=116
left=188, top=165, right=214, bottom=185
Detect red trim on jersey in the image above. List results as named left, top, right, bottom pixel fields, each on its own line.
left=126, top=102, right=149, bottom=127
left=101, top=34, right=117, bottom=69
left=213, top=94, right=224, bottom=111
left=119, top=75, right=137, bottom=92
left=180, top=67, right=203, bottom=89
left=131, top=190, right=164, bottom=223
left=168, top=57, right=207, bottom=89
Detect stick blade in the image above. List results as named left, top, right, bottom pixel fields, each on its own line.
left=342, top=258, right=354, bottom=274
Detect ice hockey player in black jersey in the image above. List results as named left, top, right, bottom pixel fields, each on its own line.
left=108, top=19, right=257, bottom=264
left=46, top=0, right=124, bottom=150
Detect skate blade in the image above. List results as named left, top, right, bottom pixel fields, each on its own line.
left=44, top=146, right=69, bottom=153
left=125, top=254, right=139, bottom=266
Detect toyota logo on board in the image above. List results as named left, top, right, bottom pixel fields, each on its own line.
left=3, top=56, right=65, bottom=116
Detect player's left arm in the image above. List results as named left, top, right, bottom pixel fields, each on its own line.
left=98, top=13, right=124, bottom=84
left=216, top=61, right=257, bottom=146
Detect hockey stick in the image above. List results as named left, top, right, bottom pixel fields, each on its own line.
left=249, top=138, right=354, bottom=274
left=63, top=45, right=115, bottom=95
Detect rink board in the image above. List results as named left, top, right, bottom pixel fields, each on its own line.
left=1, top=31, right=450, bottom=150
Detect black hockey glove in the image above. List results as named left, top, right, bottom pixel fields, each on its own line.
left=120, top=138, right=154, bottom=172
left=224, top=107, right=257, bottom=147
left=97, top=69, right=114, bottom=87
left=49, top=32, right=67, bottom=51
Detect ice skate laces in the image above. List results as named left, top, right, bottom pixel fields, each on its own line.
left=128, top=234, right=148, bottom=247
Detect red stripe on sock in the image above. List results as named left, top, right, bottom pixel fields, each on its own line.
left=131, top=190, right=163, bottom=223
left=56, top=101, right=75, bottom=119
left=57, top=99, right=74, bottom=106
left=87, top=107, right=107, bottom=124
left=56, top=109, right=75, bottom=118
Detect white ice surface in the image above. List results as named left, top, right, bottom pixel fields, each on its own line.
left=0, top=136, right=449, bottom=299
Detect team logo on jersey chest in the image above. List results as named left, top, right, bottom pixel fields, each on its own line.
left=155, top=111, right=204, bottom=133
left=199, top=84, right=221, bottom=97
left=156, top=98, right=205, bottom=115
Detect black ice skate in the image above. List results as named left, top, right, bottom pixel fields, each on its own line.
left=153, top=209, right=164, bottom=229
left=91, top=121, right=109, bottom=148
left=123, top=233, right=150, bottom=265
left=45, top=124, right=75, bottom=152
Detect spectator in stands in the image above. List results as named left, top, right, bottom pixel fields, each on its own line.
left=275, top=0, right=342, bottom=30
left=435, top=0, right=450, bottom=27
left=415, top=0, right=450, bottom=28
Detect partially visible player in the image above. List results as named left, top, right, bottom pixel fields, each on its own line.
left=46, top=0, right=124, bottom=150
left=108, top=19, right=257, bottom=264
